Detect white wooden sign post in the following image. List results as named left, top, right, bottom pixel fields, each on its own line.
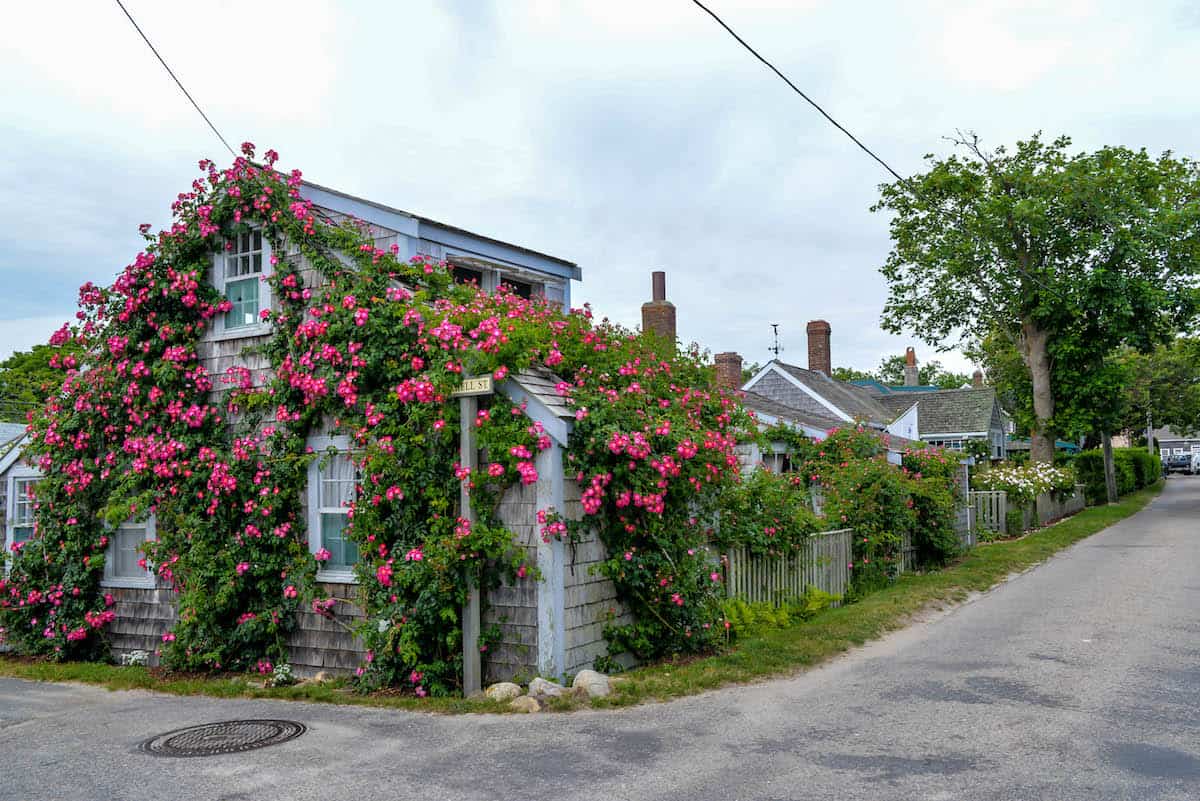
left=451, top=375, right=493, bottom=696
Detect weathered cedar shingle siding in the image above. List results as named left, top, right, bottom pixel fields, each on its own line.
left=563, top=474, right=628, bottom=673
left=483, top=480, right=541, bottom=682
left=750, top=371, right=844, bottom=422
left=107, top=586, right=177, bottom=664
left=287, top=581, right=367, bottom=676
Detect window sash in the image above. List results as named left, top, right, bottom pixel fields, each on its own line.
left=109, top=523, right=151, bottom=580
left=12, top=477, right=37, bottom=526
left=224, top=277, right=261, bottom=330
left=311, top=450, right=360, bottom=576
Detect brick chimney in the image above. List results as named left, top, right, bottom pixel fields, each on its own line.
left=641, top=271, right=676, bottom=346
left=904, top=347, right=919, bottom=387
left=714, top=352, right=743, bottom=391
left=806, top=320, right=831, bottom=376
left=973, top=369, right=984, bottom=389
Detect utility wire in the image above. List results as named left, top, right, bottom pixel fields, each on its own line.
left=689, top=0, right=1067, bottom=301
left=690, top=0, right=906, bottom=185
left=112, top=0, right=237, bottom=159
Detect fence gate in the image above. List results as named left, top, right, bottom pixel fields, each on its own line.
left=969, top=490, right=1007, bottom=535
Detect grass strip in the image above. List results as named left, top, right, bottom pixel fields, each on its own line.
left=0, top=482, right=1163, bottom=713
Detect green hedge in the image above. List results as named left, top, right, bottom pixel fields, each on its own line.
left=1074, top=448, right=1161, bottom=504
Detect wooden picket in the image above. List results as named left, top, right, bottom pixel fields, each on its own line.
left=969, top=490, right=1007, bottom=534
left=724, top=528, right=853, bottom=606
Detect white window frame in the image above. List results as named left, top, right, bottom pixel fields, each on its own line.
left=307, top=436, right=360, bottom=584
left=101, top=516, right=157, bottom=590
left=5, top=467, right=42, bottom=570
left=209, top=228, right=273, bottom=341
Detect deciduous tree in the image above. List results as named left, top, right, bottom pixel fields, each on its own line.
left=875, top=133, right=1200, bottom=462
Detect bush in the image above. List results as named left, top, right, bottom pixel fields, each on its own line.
left=1075, top=448, right=1160, bottom=504
left=972, top=462, right=1076, bottom=505
left=714, top=469, right=822, bottom=555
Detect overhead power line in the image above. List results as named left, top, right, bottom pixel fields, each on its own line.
left=689, top=0, right=1066, bottom=301
left=689, top=0, right=906, bottom=185
left=112, top=0, right=237, bottom=159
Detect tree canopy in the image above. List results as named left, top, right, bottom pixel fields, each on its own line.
left=875, top=133, right=1200, bottom=462
left=0, top=344, right=80, bottom=422
left=832, top=356, right=972, bottom=389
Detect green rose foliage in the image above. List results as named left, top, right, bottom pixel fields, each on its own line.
left=712, top=469, right=822, bottom=556
left=786, top=426, right=961, bottom=590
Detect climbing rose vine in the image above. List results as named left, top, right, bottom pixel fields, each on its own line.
left=0, top=145, right=751, bottom=693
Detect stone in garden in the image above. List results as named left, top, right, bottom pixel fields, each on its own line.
left=571, top=669, right=611, bottom=698
left=485, top=682, right=522, bottom=702
left=528, top=677, right=568, bottom=698
left=509, top=695, right=541, bottom=713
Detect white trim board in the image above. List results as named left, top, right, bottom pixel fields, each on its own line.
left=742, top=363, right=852, bottom=423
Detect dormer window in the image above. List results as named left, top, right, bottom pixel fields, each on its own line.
left=211, top=230, right=272, bottom=338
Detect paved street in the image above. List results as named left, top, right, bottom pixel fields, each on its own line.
left=3, top=479, right=1198, bottom=801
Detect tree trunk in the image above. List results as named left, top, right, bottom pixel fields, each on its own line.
left=1021, top=320, right=1055, bottom=464
left=1101, top=431, right=1119, bottom=504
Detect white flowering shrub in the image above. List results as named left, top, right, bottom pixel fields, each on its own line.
left=972, top=463, right=1076, bottom=504
left=270, top=662, right=297, bottom=687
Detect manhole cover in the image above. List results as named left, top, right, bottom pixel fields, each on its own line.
left=140, top=719, right=306, bottom=757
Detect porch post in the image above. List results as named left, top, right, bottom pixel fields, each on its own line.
left=460, top=395, right=481, bottom=695
left=535, top=444, right=566, bottom=680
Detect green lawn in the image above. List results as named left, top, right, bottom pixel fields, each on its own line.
left=0, top=482, right=1162, bottom=712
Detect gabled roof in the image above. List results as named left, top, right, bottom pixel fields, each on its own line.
left=766, top=361, right=896, bottom=427
left=0, top=422, right=26, bottom=448
left=301, top=181, right=581, bottom=280
left=497, top=365, right=575, bottom=447
left=740, top=391, right=844, bottom=434
left=0, top=433, right=30, bottom=477
left=889, top=388, right=1000, bottom=437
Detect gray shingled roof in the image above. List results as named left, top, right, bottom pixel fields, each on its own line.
left=742, top=391, right=922, bottom=453
left=741, top=391, right=845, bottom=432
left=0, top=422, right=26, bottom=446
left=896, top=388, right=998, bottom=436
left=511, top=365, right=574, bottom=419
left=1152, top=426, right=1200, bottom=442
left=771, top=361, right=896, bottom=426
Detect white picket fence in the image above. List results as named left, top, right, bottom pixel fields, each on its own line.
left=724, top=528, right=853, bottom=605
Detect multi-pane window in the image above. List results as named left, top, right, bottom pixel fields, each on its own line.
left=317, top=453, right=359, bottom=571
left=307, top=438, right=361, bottom=581
left=222, top=230, right=266, bottom=329
left=102, top=518, right=156, bottom=589
left=9, top=476, right=38, bottom=544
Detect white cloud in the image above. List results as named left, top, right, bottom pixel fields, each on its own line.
left=0, top=315, right=74, bottom=363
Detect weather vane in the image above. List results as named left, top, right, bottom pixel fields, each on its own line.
left=769, top=323, right=783, bottom=357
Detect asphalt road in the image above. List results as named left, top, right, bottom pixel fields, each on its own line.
left=3, top=479, right=1199, bottom=801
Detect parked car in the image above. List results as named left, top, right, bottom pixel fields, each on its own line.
left=1165, top=453, right=1194, bottom=475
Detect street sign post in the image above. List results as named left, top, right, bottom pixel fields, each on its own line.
left=450, top=375, right=494, bottom=695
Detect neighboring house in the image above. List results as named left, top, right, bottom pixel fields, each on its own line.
left=712, top=321, right=921, bottom=469
left=1, top=428, right=34, bottom=564
left=1, top=182, right=611, bottom=682
left=873, top=388, right=1009, bottom=461
left=1153, top=426, right=1200, bottom=461
left=842, top=348, right=1009, bottom=461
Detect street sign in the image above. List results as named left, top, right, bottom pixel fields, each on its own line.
left=450, top=375, right=493, bottom=397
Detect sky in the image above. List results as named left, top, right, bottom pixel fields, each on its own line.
left=3, top=0, right=1200, bottom=376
